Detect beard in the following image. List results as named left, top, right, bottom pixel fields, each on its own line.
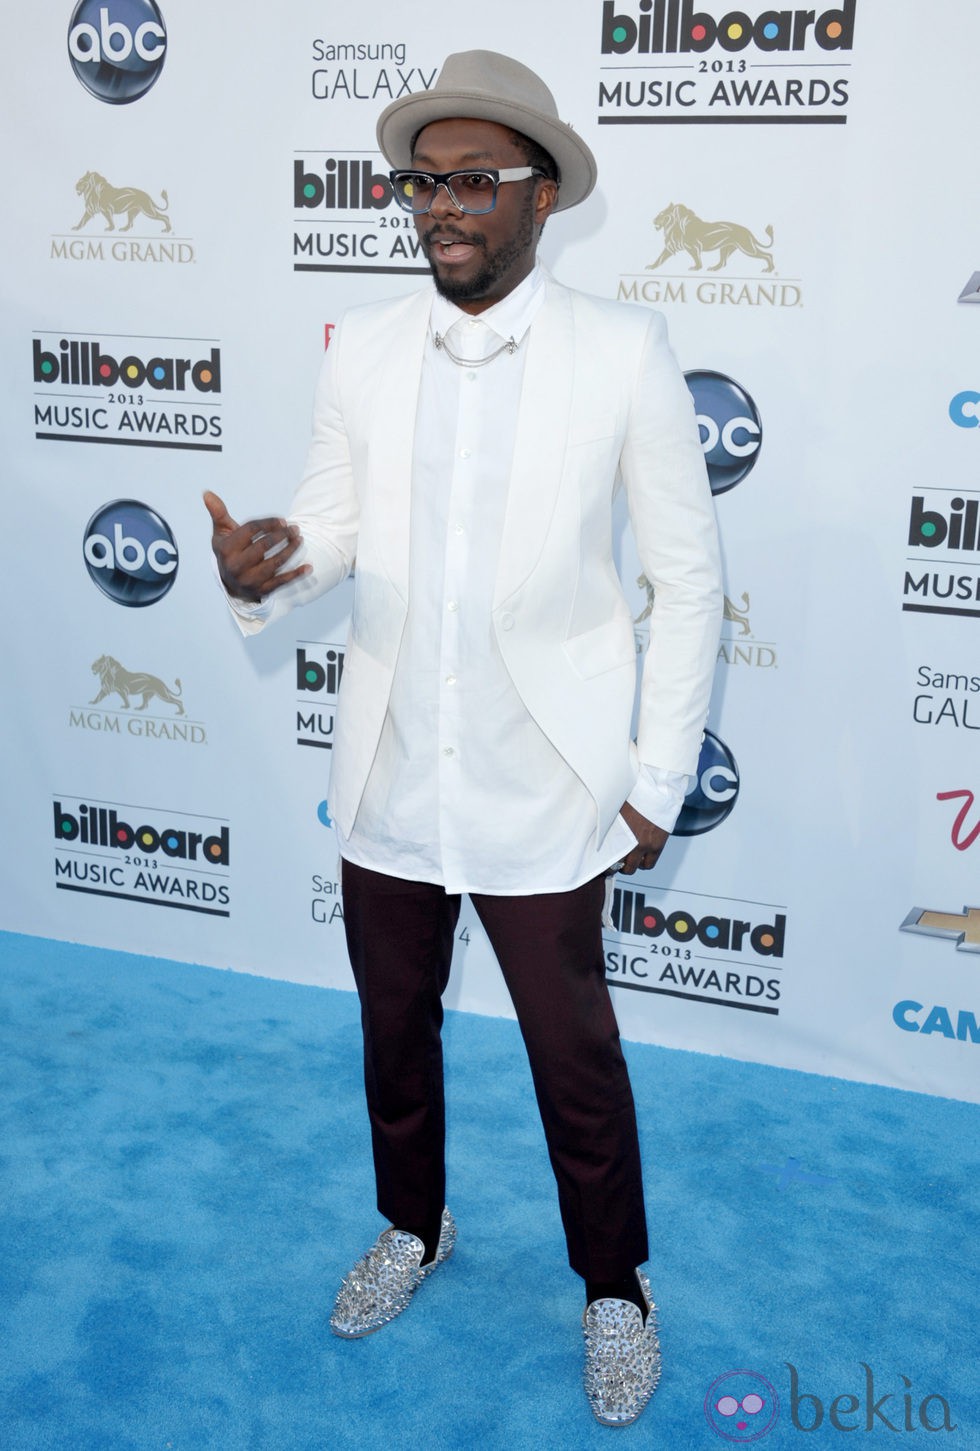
left=419, top=190, right=537, bottom=306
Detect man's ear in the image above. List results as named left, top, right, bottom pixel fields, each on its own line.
left=534, top=178, right=560, bottom=226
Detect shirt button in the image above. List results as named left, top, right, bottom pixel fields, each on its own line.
left=442, top=746, right=455, bottom=757
left=454, top=523, right=464, bottom=535
left=465, top=372, right=477, bottom=382
left=447, top=600, right=458, bottom=613
left=445, top=674, right=457, bottom=685
left=460, top=448, right=471, bottom=459
left=500, top=611, right=515, bottom=631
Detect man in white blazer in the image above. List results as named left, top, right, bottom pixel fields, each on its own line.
left=205, top=51, right=722, bottom=1429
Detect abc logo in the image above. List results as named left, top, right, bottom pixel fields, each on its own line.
left=675, top=729, right=739, bottom=836
left=83, top=499, right=177, bottom=606
left=685, top=370, right=762, bottom=495
left=949, top=390, right=980, bottom=429
left=68, top=0, right=167, bottom=104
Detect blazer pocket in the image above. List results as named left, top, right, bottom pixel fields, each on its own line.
left=563, top=616, right=636, bottom=679
left=566, top=431, right=617, bottom=453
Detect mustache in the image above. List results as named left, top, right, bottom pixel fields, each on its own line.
left=420, top=225, right=487, bottom=250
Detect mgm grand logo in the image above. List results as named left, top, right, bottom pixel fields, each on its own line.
left=618, top=201, right=801, bottom=308
left=51, top=171, right=193, bottom=264
left=73, top=171, right=171, bottom=233
left=69, top=654, right=206, bottom=744
left=716, top=590, right=777, bottom=669
left=634, top=577, right=778, bottom=669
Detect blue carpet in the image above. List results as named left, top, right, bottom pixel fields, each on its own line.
left=1, top=930, right=977, bottom=1449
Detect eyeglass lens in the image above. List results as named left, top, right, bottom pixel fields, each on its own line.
left=394, top=171, right=497, bottom=214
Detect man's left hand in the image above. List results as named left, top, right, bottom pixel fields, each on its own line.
left=617, top=802, right=670, bottom=875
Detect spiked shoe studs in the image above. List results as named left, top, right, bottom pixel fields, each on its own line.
left=583, top=1269, right=662, bottom=1428
left=330, top=1207, right=456, bottom=1339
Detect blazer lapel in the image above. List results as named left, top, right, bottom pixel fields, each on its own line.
left=367, top=289, right=431, bottom=603
left=493, top=281, right=575, bottom=608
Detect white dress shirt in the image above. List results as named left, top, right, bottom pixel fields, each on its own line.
left=324, top=266, right=690, bottom=894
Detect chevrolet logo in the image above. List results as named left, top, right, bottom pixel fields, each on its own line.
left=900, top=906, right=980, bottom=953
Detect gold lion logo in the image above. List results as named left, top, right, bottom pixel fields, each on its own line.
left=637, top=579, right=753, bottom=637
left=723, top=593, right=751, bottom=636
left=73, top=171, right=172, bottom=233
left=635, top=573, right=656, bottom=624
left=90, top=655, right=184, bottom=715
left=648, top=203, right=774, bottom=273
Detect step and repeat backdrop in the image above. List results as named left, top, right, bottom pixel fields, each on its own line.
left=2, top=1, right=978, bottom=1103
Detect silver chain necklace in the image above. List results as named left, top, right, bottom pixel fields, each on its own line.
left=433, top=331, right=521, bottom=368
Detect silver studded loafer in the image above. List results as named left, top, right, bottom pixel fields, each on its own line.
left=582, top=1269, right=662, bottom=1428
left=329, top=1207, right=456, bottom=1339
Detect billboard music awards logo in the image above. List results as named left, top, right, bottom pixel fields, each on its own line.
left=68, top=0, right=166, bottom=104
left=603, top=730, right=782, bottom=1014
left=295, top=641, right=346, bottom=748
left=50, top=170, right=194, bottom=265
left=52, top=795, right=230, bottom=915
left=33, top=334, right=221, bottom=450
left=83, top=500, right=178, bottom=607
left=597, top=0, right=856, bottom=124
left=293, top=153, right=429, bottom=274
left=605, top=884, right=787, bottom=1013
left=69, top=652, right=207, bottom=745
left=902, top=488, right=980, bottom=619
left=618, top=201, right=802, bottom=309
left=309, top=37, right=437, bottom=102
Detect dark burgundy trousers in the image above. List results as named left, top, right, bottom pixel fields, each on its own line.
left=340, top=859, right=649, bottom=1281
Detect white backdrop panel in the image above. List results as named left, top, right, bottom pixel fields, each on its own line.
left=2, top=0, right=978, bottom=1104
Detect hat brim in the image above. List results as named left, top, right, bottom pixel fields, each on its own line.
left=376, top=89, right=597, bottom=212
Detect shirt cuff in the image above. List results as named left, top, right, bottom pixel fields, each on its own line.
left=210, top=551, right=273, bottom=632
left=627, top=765, right=693, bottom=834
left=227, top=592, right=272, bottom=622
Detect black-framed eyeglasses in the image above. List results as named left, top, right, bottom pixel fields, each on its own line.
left=388, top=167, right=546, bottom=215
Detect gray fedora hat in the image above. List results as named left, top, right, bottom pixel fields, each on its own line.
left=376, top=50, right=597, bottom=212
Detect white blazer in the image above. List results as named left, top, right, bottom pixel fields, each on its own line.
left=260, top=270, right=723, bottom=842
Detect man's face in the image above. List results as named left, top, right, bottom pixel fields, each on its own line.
left=410, top=117, right=558, bottom=315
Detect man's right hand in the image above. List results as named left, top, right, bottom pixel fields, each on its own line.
left=203, top=490, right=310, bottom=603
